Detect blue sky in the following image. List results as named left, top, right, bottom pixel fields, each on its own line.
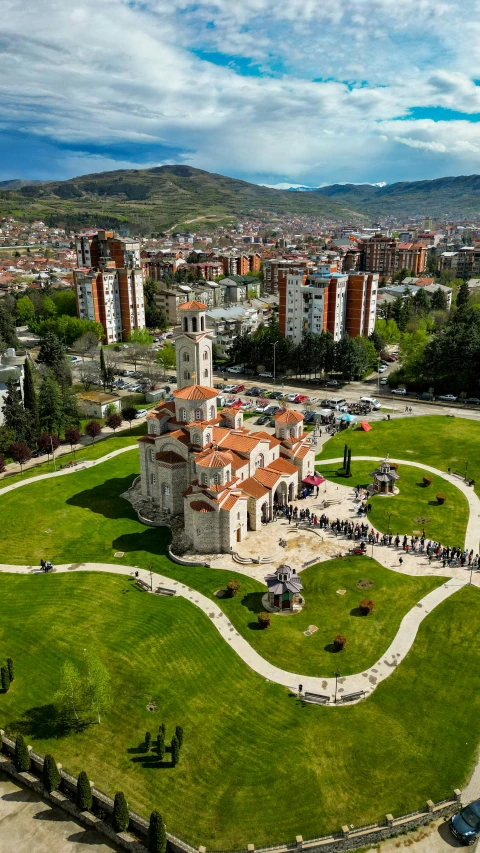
left=2, top=0, right=480, bottom=186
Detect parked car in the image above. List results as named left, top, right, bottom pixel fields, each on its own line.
left=264, top=405, right=282, bottom=415
left=227, top=365, right=244, bottom=374
left=449, top=798, right=480, bottom=845
left=136, top=408, right=148, bottom=417
left=391, top=388, right=407, bottom=396
left=255, top=404, right=270, bottom=414
left=380, top=377, right=388, bottom=385
left=223, top=384, right=236, bottom=392
left=466, top=397, right=480, bottom=405
left=385, top=355, right=397, bottom=362
left=304, top=412, right=315, bottom=424
left=295, top=394, right=309, bottom=403
left=256, top=415, right=269, bottom=425
left=326, top=378, right=341, bottom=387
left=231, top=383, right=245, bottom=393
left=258, top=371, right=273, bottom=378
left=287, top=393, right=298, bottom=403
left=378, top=365, right=388, bottom=373
left=269, top=391, right=283, bottom=399
left=214, top=382, right=225, bottom=390
left=438, top=394, right=457, bottom=402
left=417, top=392, right=434, bottom=401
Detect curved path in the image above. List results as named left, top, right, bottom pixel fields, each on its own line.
left=319, top=456, right=480, bottom=552
left=0, top=560, right=466, bottom=705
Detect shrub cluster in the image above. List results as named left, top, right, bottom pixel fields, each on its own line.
left=359, top=599, right=374, bottom=615
left=333, top=634, right=347, bottom=650
left=227, top=579, right=241, bottom=597
left=258, top=611, right=272, bottom=628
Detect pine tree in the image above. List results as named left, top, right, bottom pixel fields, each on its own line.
left=99, top=347, right=107, bottom=389
left=76, top=770, right=93, bottom=811
left=156, top=730, right=165, bottom=760
left=1, top=665, right=10, bottom=692
left=346, top=449, right=352, bottom=477
left=22, top=359, right=39, bottom=441
left=148, top=810, right=167, bottom=853
left=170, top=735, right=180, bottom=767
left=38, top=373, right=63, bottom=435
left=37, top=332, right=65, bottom=377
left=43, top=754, right=61, bottom=793
left=14, top=735, right=30, bottom=772
left=175, top=725, right=183, bottom=749
left=112, top=791, right=129, bottom=833
left=1, top=379, right=29, bottom=443
left=6, top=658, right=14, bottom=681
left=158, top=723, right=165, bottom=736
left=343, top=443, right=348, bottom=470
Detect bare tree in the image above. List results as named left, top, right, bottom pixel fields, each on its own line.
left=79, top=362, right=97, bottom=391
left=74, top=332, right=99, bottom=361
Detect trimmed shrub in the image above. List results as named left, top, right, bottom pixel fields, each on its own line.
left=175, top=725, right=183, bottom=748
left=171, top=735, right=180, bottom=767
left=158, top=723, right=165, bottom=736
left=436, top=493, right=447, bottom=504
left=227, top=579, right=241, bottom=597
left=157, top=731, right=165, bottom=760
left=14, top=735, right=30, bottom=773
left=145, top=731, right=151, bottom=750
left=43, top=754, right=61, bottom=793
left=258, top=611, right=272, bottom=629
left=1, top=666, right=10, bottom=692
left=76, top=770, right=93, bottom=811
left=148, top=810, right=167, bottom=853
left=6, top=658, right=14, bottom=682
left=422, top=476, right=432, bottom=486
left=112, top=791, right=129, bottom=833
left=333, top=634, right=347, bottom=650
left=359, top=599, right=374, bottom=615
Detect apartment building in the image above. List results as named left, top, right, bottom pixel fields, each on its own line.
left=74, top=230, right=145, bottom=343
left=279, top=271, right=378, bottom=344
left=218, top=253, right=261, bottom=276
left=360, top=234, right=427, bottom=277
left=455, top=247, right=480, bottom=279
left=264, top=259, right=311, bottom=295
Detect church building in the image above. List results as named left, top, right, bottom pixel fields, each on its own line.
left=137, top=301, right=315, bottom=553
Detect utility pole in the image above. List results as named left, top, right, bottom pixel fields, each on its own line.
left=333, top=669, right=340, bottom=704
left=272, top=342, right=277, bottom=387
left=377, top=358, right=381, bottom=394
left=50, top=435, right=56, bottom=473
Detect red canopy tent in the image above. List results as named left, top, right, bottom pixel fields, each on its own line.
left=360, top=421, right=372, bottom=432
left=303, top=473, right=326, bottom=486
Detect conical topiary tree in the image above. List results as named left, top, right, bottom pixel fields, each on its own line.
left=76, top=770, right=93, bottom=811
left=6, top=658, right=14, bottom=682
left=14, top=735, right=30, bottom=773
left=148, top=810, right=167, bottom=853
left=1, top=666, right=10, bottom=692
left=343, top=443, right=348, bottom=470
left=157, top=731, right=165, bottom=760
left=175, top=726, right=183, bottom=749
left=43, top=754, right=61, bottom=793
left=170, top=735, right=180, bottom=767
left=112, top=791, right=129, bottom=833
left=345, top=449, right=352, bottom=477
left=145, top=731, right=151, bottom=751
left=158, top=723, right=165, bottom=737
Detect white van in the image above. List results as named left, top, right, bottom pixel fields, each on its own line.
left=325, top=397, right=347, bottom=409
left=360, top=396, right=381, bottom=410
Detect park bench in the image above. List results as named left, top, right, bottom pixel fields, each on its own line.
left=135, top=578, right=151, bottom=592
left=156, top=586, right=176, bottom=596
left=303, top=692, right=331, bottom=705
left=338, top=691, right=365, bottom=703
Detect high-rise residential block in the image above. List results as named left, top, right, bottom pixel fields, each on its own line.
left=74, top=230, right=145, bottom=343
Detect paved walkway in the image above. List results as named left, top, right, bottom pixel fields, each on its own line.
left=0, top=560, right=466, bottom=705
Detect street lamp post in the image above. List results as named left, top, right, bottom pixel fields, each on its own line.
left=50, top=434, right=56, bottom=473
left=387, top=511, right=393, bottom=535
left=332, top=669, right=341, bottom=704
left=272, top=342, right=277, bottom=387
left=377, top=358, right=381, bottom=394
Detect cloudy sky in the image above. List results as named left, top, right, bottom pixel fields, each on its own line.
left=2, top=0, right=480, bottom=186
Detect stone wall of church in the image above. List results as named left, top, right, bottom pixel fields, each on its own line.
left=184, top=500, right=222, bottom=553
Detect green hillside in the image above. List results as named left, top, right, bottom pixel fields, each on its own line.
left=0, top=165, right=360, bottom=234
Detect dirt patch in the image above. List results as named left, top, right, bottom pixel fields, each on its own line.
left=356, top=578, right=374, bottom=589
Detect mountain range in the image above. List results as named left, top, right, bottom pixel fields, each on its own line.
left=1, top=166, right=480, bottom=233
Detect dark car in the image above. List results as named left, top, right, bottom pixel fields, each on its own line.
left=256, top=415, right=269, bottom=425
left=304, top=412, right=315, bottom=424
left=449, top=798, right=480, bottom=845
left=416, top=392, right=434, bottom=401
left=249, top=388, right=261, bottom=397
left=466, top=397, right=480, bottom=405
left=269, top=391, right=283, bottom=399
left=326, top=379, right=340, bottom=387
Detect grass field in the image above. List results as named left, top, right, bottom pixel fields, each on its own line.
left=319, top=461, right=469, bottom=546
left=317, top=416, right=480, bottom=494
left=0, top=571, right=479, bottom=849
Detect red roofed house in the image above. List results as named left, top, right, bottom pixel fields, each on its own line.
left=138, top=302, right=315, bottom=553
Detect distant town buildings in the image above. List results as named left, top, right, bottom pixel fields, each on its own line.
left=73, top=230, right=146, bottom=343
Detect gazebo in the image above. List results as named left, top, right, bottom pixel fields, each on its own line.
left=264, top=564, right=303, bottom=612
left=368, top=456, right=399, bottom=495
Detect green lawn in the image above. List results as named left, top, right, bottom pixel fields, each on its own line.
left=319, top=461, right=469, bottom=546
left=317, top=416, right=480, bottom=494
left=0, top=571, right=479, bottom=849
left=202, top=557, right=443, bottom=677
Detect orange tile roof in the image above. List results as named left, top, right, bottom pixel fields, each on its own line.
left=173, top=384, right=218, bottom=401
left=274, top=410, right=304, bottom=423
left=178, top=300, right=207, bottom=310
left=156, top=401, right=176, bottom=413
left=155, top=450, right=185, bottom=465
left=295, top=445, right=311, bottom=459
left=221, top=493, right=242, bottom=511
left=196, top=450, right=232, bottom=468
left=138, top=436, right=156, bottom=444
left=267, top=458, right=298, bottom=475
left=190, top=499, right=214, bottom=513
left=254, top=431, right=281, bottom=448
left=241, top=477, right=270, bottom=499
left=254, top=468, right=281, bottom=488
left=168, top=428, right=190, bottom=446
left=218, top=433, right=262, bottom=453
left=228, top=451, right=249, bottom=471
left=212, top=427, right=232, bottom=442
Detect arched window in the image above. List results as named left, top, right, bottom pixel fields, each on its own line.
left=213, top=473, right=219, bottom=484
left=209, top=405, right=215, bottom=419
left=256, top=453, right=264, bottom=468
left=205, top=432, right=211, bottom=443
left=192, top=317, right=197, bottom=332
left=183, top=352, right=190, bottom=362
left=194, top=433, right=201, bottom=444
left=150, top=449, right=155, bottom=462
left=280, top=428, right=285, bottom=438
left=181, top=408, right=187, bottom=421
left=203, top=350, right=208, bottom=360
left=183, top=317, right=188, bottom=332
left=201, top=473, right=207, bottom=484
left=195, top=408, right=201, bottom=420
left=148, top=422, right=156, bottom=434
left=204, top=368, right=208, bottom=378
left=201, top=316, right=205, bottom=331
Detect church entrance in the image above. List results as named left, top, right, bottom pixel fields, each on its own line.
left=236, top=528, right=242, bottom=543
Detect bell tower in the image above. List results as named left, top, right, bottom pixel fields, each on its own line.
left=176, top=301, right=213, bottom=391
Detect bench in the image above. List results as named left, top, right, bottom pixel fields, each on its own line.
left=135, top=578, right=151, bottom=591
left=338, top=691, right=365, bottom=703
left=156, top=587, right=176, bottom=596
left=303, top=692, right=331, bottom=705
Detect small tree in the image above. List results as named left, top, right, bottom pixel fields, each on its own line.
left=436, top=493, right=446, bottom=504
left=1, top=665, right=10, bottom=692
left=65, top=427, right=80, bottom=458
left=38, top=433, right=60, bottom=459
left=145, top=731, right=152, bottom=750
left=345, top=449, right=352, bottom=477
left=422, top=476, right=432, bottom=486
left=85, top=420, right=101, bottom=444
left=0, top=453, right=6, bottom=473
left=84, top=652, right=112, bottom=724
left=106, top=412, right=122, bottom=433
left=122, top=406, right=137, bottom=433
left=9, top=441, right=31, bottom=474
left=43, top=753, right=61, bottom=793
left=227, top=579, right=241, bottom=597
left=14, top=735, right=30, bottom=772
left=112, top=791, right=129, bottom=833
left=171, top=734, right=180, bottom=767
left=343, top=443, right=348, bottom=470
left=7, top=657, right=14, bottom=681
left=258, top=611, right=271, bottom=629
left=359, top=599, right=374, bottom=615
left=333, top=634, right=347, bottom=650
left=148, top=810, right=167, bottom=853
left=158, top=722, right=165, bottom=736
left=54, top=661, right=82, bottom=723
left=175, top=725, right=183, bottom=748
left=157, top=730, right=165, bottom=760
left=76, top=770, right=93, bottom=811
